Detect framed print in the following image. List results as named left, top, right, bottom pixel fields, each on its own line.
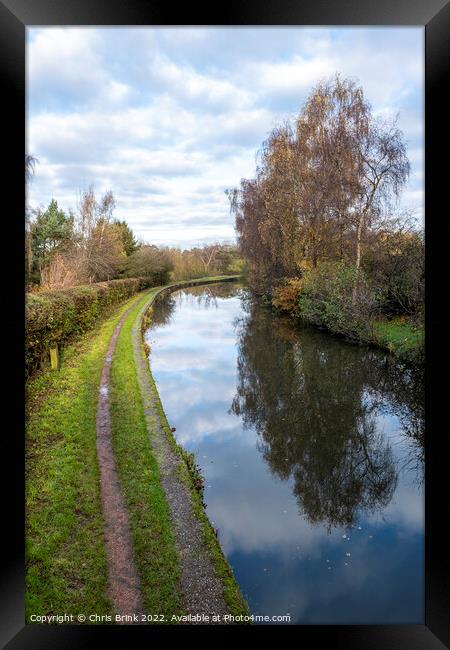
left=1, top=0, right=449, bottom=647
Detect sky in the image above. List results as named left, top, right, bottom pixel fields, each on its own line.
left=26, top=27, right=424, bottom=249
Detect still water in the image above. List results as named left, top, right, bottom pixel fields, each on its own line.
left=145, top=282, right=424, bottom=624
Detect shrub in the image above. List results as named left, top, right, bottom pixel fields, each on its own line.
left=271, top=278, right=304, bottom=317
left=26, top=277, right=152, bottom=376
left=362, top=230, right=424, bottom=319
left=125, top=246, right=173, bottom=285
left=297, top=261, right=378, bottom=341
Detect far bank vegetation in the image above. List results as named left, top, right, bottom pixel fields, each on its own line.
left=227, top=75, right=424, bottom=363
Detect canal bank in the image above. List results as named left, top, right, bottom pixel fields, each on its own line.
left=26, top=276, right=248, bottom=624
left=268, top=278, right=424, bottom=367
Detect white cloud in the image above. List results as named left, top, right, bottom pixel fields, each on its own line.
left=249, top=55, right=335, bottom=97
left=28, top=28, right=104, bottom=108
left=148, top=54, right=252, bottom=111
left=27, top=27, right=424, bottom=248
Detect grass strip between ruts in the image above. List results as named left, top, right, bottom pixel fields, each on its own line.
left=109, top=288, right=184, bottom=621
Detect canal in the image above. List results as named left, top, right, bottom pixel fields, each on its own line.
left=145, top=282, right=424, bottom=624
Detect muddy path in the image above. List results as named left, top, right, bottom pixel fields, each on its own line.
left=96, top=303, right=144, bottom=623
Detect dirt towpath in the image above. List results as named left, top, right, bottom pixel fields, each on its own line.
left=96, top=303, right=144, bottom=623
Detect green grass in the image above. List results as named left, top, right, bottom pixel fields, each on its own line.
left=372, top=317, right=424, bottom=363
left=25, top=292, right=146, bottom=622
left=26, top=275, right=246, bottom=623
left=109, top=290, right=184, bottom=621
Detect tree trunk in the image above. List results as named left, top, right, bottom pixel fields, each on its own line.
left=353, top=214, right=364, bottom=304
left=356, top=181, right=379, bottom=270
left=355, top=215, right=363, bottom=270
left=339, top=220, right=344, bottom=261
left=26, top=230, right=32, bottom=282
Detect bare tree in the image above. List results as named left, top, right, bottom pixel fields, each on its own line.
left=74, top=187, right=123, bottom=282
left=39, top=187, right=124, bottom=289
left=40, top=250, right=86, bottom=290
left=232, top=74, right=410, bottom=289
left=352, top=116, right=410, bottom=268
left=76, top=185, right=97, bottom=240
left=25, top=154, right=38, bottom=182
left=198, top=243, right=221, bottom=274
left=25, top=154, right=39, bottom=285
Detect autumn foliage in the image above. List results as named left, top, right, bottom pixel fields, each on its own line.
left=229, top=75, right=411, bottom=292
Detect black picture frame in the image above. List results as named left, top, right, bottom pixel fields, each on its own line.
left=2, top=0, right=449, bottom=647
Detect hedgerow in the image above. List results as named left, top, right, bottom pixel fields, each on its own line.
left=26, top=277, right=152, bottom=376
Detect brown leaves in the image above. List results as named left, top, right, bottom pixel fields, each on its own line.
left=232, top=74, right=410, bottom=282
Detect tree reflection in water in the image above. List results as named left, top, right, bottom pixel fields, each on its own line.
left=231, top=295, right=424, bottom=530
left=151, top=283, right=244, bottom=328
left=150, top=294, right=177, bottom=328
left=182, top=282, right=243, bottom=309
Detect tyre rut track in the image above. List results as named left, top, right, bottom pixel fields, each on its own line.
left=96, top=279, right=243, bottom=625
left=96, top=302, right=144, bottom=623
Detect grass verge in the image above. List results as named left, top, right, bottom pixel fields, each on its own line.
left=372, top=317, right=424, bottom=363
left=26, top=276, right=245, bottom=623
left=25, top=291, right=146, bottom=622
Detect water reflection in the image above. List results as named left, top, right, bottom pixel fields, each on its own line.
left=152, top=283, right=243, bottom=326
left=231, top=299, right=424, bottom=529
left=147, top=284, right=424, bottom=624
left=151, top=294, right=177, bottom=327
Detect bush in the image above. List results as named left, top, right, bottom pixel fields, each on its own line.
left=362, top=230, right=424, bottom=319
left=26, top=277, right=152, bottom=376
left=271, top=278, right=303, bottom=316
left=297, top=261, right=378, bottom=341
left=125, top=246, right=173, bottom=285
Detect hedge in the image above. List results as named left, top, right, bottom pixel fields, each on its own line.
left=26, top=277, right=152, bottom=376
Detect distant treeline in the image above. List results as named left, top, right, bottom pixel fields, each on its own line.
left=25, top=184, right=244, bottom=292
